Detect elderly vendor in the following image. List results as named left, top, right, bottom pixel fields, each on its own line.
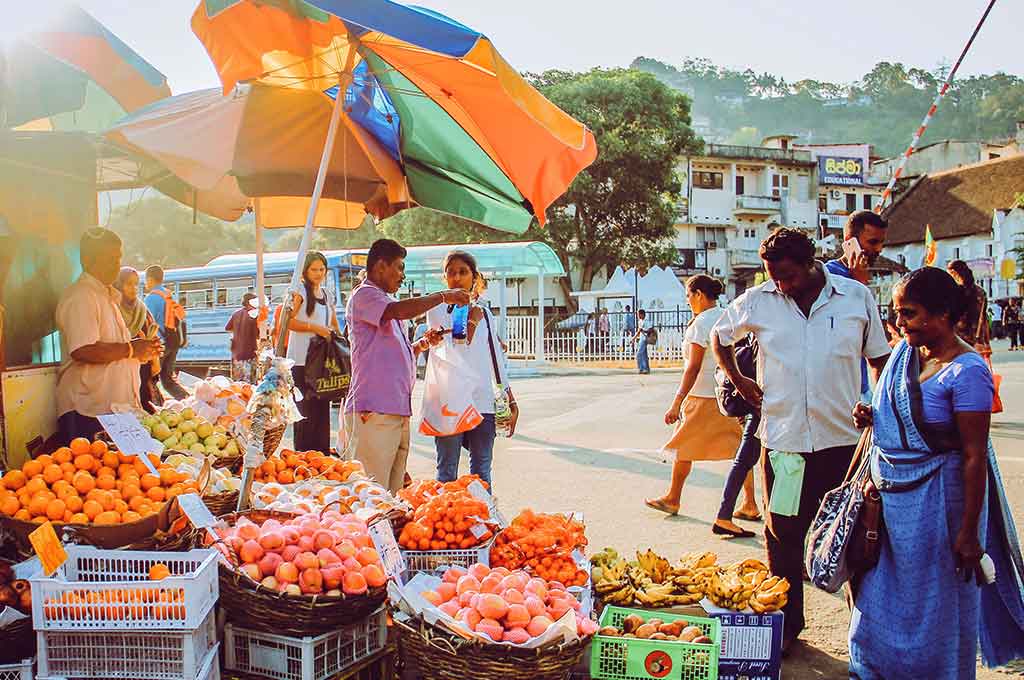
left=55, top=228, right=161, bottom=444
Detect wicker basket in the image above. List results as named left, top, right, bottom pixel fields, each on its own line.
left=202, top=490, right=240, bottom=516
left=188, top=509, right=387, bottom=637
left=0, top=509, right=162, bottom=553
left=396, top=617, right=589, bottom=680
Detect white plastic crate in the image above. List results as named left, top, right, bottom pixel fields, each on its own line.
left=224, top=607, right=387, bottom=680
left=400, top=536, right=495, bottom=578
left=31, top=547, right=218, bottom=631
left=0, top=659, right=32, bottom=680
left=36, top=606, right=216, bottom=680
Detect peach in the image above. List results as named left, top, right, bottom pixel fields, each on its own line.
left=439, top=600, right=460, bottom=617
left=476, top=593, right=508, bottom=621
left=547, top=599, right=572, bottom=620
left=505, top=603, right=531, bottom=628
left=297, top=535, right=315, bottom=552
left=321, top=565, right=345, bottom=590
left=456, top=575, right=481, bottom=596
left=313, top=530, right=336, bottom=550
left=468, top=563, right=490, bottom=581
left=239, top=540, right=265, bottom=564
left=527, top=615, right=554, bottom=638
left=281, top=545, right=301, bottom=562
left=283, top=583, right=301, bottom=596
left=361, top=564, right=387, bottom=588
left=524, top=579, right=548, bottom=600
left=259, top=552, right=284, bottom=577
left=317, top=548, right=340, bottom=567
left=458, top=590, right=477, bottom=608
left=437, top=582, right=458, bottom=603
left=237, top=522, right=260, bottom=541
left=299, top=568, right=323, bottom=592
left=294, top=552, right=319, bottom=570
left=422, top=590, right=443, bottom=606
left=225, top=535, right=244, bottom=555
left=333, top=540, right=357, bottom=560
left=275, top=562, right=299, bottom=584
left=503, top=588, right=525, bottom=605
left=503, top=627, right=530, bottom=644
left=258, top=531, right=285, bottom=552
left=281, top=527, right=301, bottom=544
left=260, top=575, right=279, bottom=590
left=342, top=571, right=368, bottom=596
left=576, top=614, right=598, bottom=636
left=442, top=567, right=467, bottom=584
left=457, top=607, right=482, bottom=630
left=475, top=618, right=504, bottom=641
left=239, top=563, right=262, bottom=581
left=355, top=547, right=379, bottom=567
left=342, top=557, right=362, bottom=572
left=260, top=519, right=282, bottom=532
left=480, top=576, right=504, bottom=594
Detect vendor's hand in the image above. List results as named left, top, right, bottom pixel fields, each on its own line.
left=507, top=401, right=519, bottom=437
left=735, top=376, right=763, bottom=410
left=853, top=402, right=874, bottom=429
left=423, top=328, right=447, bottom=346
left=131, top=338, right=162, bottom=362
left=440, top=289, right=471, bottom=306
left=664, top=402, right=682, bottom=426
left=313, top=324, right=332, bottom=339
left=953, top=530, right=986, bottom=584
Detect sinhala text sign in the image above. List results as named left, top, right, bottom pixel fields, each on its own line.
left=818, top=156, right=864, bottom=186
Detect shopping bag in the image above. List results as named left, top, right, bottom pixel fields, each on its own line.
left=303, top=333, right=351, bottom=402
left=419, top=346, right=484, bottom=437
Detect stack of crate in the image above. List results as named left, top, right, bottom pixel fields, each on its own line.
left=29, top=546, right=220, bottom=680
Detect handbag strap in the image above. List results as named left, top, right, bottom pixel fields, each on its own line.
left=481, top=310, right=502, bottom=384
left=843, top=426, right=873, bottom=484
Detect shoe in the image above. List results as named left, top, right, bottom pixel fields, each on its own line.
left=645, top=498, right=679, bottom=516
left=733, top=510, right=763, bottom=522
left=712, top=523, right=755, bottom=539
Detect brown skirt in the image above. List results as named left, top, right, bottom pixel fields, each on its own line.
left=662, top=396, right=742, bottom=461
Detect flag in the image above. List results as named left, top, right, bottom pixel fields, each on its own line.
left=924, top=224, right=937, bottom=267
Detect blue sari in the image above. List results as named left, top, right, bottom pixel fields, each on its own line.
left=849, top=341, right=1024, bottom=679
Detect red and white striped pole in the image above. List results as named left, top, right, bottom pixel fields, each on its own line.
left=875, top=0, right=997, bottom=213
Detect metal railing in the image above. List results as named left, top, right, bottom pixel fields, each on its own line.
left=735, top=195, right=780, bottom=211
left=704, top=144, right=813, bottom=164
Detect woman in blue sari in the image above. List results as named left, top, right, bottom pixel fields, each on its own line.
left=849, top=267, right=1024, bottom=679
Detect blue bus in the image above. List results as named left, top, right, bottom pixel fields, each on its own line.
left=161, top=251, right=365, bottom=373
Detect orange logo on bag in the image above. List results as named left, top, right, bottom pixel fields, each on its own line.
left=644, top=650, right=672, bottom=677
left=441, top=404, right=460, bottom=418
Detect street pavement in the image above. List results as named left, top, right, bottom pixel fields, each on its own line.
left=398, top=339, right=1024, bottom=679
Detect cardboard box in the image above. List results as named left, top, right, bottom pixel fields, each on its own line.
left=701, top=601, right=784, bottom=680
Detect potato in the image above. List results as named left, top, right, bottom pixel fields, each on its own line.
left=622, top=614, right=645, bottom=634
left=692, top=635, right=713, bottom=645
left=646, top=618, right=664, bottom=629
left=649, top=632, right=669, bottom=640
left=659, top=621, right=686, bottom=637
left=679, top=626, right=704, bottom=642
left=634, top=623, right=659, bottom=639
left=598, top=626, right=621, bottom=637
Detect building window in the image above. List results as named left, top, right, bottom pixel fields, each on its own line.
left=818, top=194, right=827, bottom=212
left=954, top=247, right=961, bottom=259
left=863, top=194, right=872, bottom=210
left=771, top=174, right=789, bottom=198
left=845, top=193, right=857, bottom=213
left=987, top=244, right=994, bottom=257
left=694, top=171, right=723, bottom=190
left=735, top=175, right=745, bottom=195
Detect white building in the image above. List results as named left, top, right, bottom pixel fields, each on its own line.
left=882, top=154, right=1024, bottom=300
left=793, top=143, right=884, bottom=235
left=675, top=135, right=817, bottom=296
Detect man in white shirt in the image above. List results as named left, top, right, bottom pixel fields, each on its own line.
left=712, top=228, right=890, bottom=651
left=55, top=228, right=162, bottom=444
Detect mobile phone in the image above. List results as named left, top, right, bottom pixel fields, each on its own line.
left=842, top=237, right=862, bottom=260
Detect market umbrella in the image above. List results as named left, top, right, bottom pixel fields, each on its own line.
left=2, top=4, right=171, bottom=131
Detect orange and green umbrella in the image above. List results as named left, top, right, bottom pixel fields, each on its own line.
left=191, top=0, right=596, bottom=234
left=4, top=5, right=170, bottom=131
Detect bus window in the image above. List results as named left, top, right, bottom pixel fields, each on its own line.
left=215, top=277, right=254, bottom=307
left=179, top=280, right=213, bottom=309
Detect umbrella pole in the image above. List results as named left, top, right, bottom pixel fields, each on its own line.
left=255, top=201, right=266, bottom=333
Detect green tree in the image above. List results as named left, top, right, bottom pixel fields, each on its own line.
left=525, top=68, right=702, bottom=304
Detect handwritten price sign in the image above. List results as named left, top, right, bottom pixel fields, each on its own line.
left=97, top=413, right=160, bottom=474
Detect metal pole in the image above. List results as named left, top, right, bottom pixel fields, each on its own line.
left=536, top=269, right=545, bottom=363
left=498, top=276, right=508, bottom=341
left=254, top=202, right=266, bottom=336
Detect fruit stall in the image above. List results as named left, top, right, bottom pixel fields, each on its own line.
left=0, top=365, right=790, bottom=680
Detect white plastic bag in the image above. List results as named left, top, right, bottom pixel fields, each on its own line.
left=418, top=345, right=483, bottom=437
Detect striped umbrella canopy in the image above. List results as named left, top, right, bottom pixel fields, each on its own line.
left=190, top=0, right=597, bottom=234
left=3, top=4, right=170, bottom=131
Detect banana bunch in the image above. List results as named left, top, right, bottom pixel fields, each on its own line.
left=592, top=548, right=635, bottom=605
left=706, top=569, right=755, bottom=610
left=749, top=575, right=790, bottom=613
left=636, top=549, right=672, bottom=584
left=679, top=551, right=718, bottom=571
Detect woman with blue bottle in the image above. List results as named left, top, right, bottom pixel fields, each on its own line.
left=423, top=251, right=519, bottom=487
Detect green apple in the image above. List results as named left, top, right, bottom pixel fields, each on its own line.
left=178, top=420, right=196, bottom=434
left=180, top=407, right=196, bottom=421
left=204, top=444, right=221, bottom=457
left=181, top=432, right=200, bottom=447
left=162, top=435, right=180, bottom=449
left=152, top=423, right=173, bottom=441
left=190, top=443, right=207, bottom=455
left=141, top=415, right=159, bottom=430
left=195, top=422, right=214, bottom=439
left=162, top=411, right=182, bottom=427
left=223, top=440, right=239, bottom=455
left=212, top=425, right=228, bottom=435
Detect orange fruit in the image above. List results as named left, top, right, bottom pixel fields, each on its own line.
left=146, top=487, right=165, bottom=503
left=24, top=477, right=46, bottom=495
left=54, top=484, right=76, bottom=501
left=73, top=472, right=96, bottom=494
left=31, top=516, right=47, bottom=524
left=69, top=512, right=89, bottom=524
left=97, top=465, right=116, bottom=478
left=113, top=499, right=129, bottom=515
left=132, top=459, right=150, bottom=476
left=60, top=461, right=77, bottom=475
left=96, top=492, right=115, bottom=512
left=128, top=495, right=147, bottom=512
left=3, top=470, right=26, bottom=490
left=94, top=511, right=120, bottom=525
left=46, top=499, right=66, bottom=521
left=122, top=483, right=142, bottom=500
left=96, top=476, right=116, bottom=491
left=52, top=447, right=73, bottom=464
left=83, top=499, right=103, bottom=520
left=69, top=438, right=92, bottom=456
left=73, top=454, right=96, bottom=472
left=140, top=474, right=160, bottom=491
left=35, top=454, right=54, bottom=468
left=90, top=440, right=108, bottom=457
left=13, top=509, right=30, bottom=521
left=65, top=495, right=83, bottom=513
left=22, top=460, right=43, bottom=478
left=103, top=452, right=120, bottom=469
left=28, top=495, right=49, bottom=517
left=122, top=511, right=142, bottom=523
left=1, top=496, right=20, bottom=516
left=42, top=464, right=63, bottom=485
left=149, top=563, right=171, bottom=581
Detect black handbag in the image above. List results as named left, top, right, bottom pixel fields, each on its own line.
left=715, top=334, right=759, bottom=417
left=303, top=332, right=352, bottom=402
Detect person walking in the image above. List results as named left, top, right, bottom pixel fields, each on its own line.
left=598, top=308, right=610, bottom=354
left=143, top=265, right=188, bottom=400
left=989, top=299, right=1003, bottom=340
left=712, top=228, right=891, bottom=651
left=286, top=251, right=341, bottom=453
left=226, top=292, right=259, bottom=383
left=115, top=267, right=162, bottom=413
left=634, top=309, right=653, bottom=374
left=646, top=275, right=742, bottom=517
left=343, top=239, right=469, bottom=493
left=1005, top=298, right=1022, bottom=350
left=56, top=229, right=161, bottom=443
left=425, top=251, right=519, bottom=486
left=848, top=267, right=1024, bottom=679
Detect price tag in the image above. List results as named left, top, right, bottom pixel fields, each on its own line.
left=29, top=522, right=68, bottom=577
left=177, top=372, right=203, bottom=389
left=177, top=493, right=217, bottom=530
left=469, top=523, right=488, bottom=539
left=466, top=480, right=504, bottom=525
left=369, top=519, right=406, bottom=582
left=97, top=413, right=160, bottom=474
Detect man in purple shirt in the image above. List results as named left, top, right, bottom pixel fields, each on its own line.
left=343, top=239, right=470, bottom=492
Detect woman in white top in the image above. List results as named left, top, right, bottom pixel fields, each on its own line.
left=424, top=251, right=519, bottom=486
left=646, top=275, right=742, bottom=516
left=287, top=251, right=341, bottom=453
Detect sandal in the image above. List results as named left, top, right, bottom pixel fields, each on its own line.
left=645, top=498, right=679, bottom=516
left=733, top=510, right=763, bottom=522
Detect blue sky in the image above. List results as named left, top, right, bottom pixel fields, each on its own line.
left=1, top=1, right=1019, bottom=95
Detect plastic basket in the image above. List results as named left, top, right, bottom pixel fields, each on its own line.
left=30, top=547, right=218, bottom=631
left=0, top=659, right=32, bottom=680
left=591, top=606, right=721, bottom=680
left=36, top=607, right=217, bottom=680
left=223, top=607, right=387, bottom=680
left=400, top=536, right=495, bottom=578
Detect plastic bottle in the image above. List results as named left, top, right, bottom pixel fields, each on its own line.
left=451, top=304, right=469, bottom=344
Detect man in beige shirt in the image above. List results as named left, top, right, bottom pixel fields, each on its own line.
left=55, top=228, right=161, bottom=444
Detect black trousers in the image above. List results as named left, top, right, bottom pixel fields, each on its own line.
left=160, top=331, right=188, bottom=400
left=57, top=411, right=102, bottom=446
left=762, top=444, right=856, bottom=643
left=291, top=366, right=331, bottom=453
left=1008, top=323, right=1022, bottom=348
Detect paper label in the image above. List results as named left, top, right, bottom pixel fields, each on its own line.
left=97, top=413, right=160, bottom=474
left=469, top=523, right=488, bottom=539
left=369, top=519, right=406, bottom=582
left=177, top=493, right=217, bottom=529
left=467, top=480, right=506, bottom=526
left=250, top=642, right=288, bottom=674
left=29, top=521, right=67, bottom=577
left=177, top=372, right=203, bottom=389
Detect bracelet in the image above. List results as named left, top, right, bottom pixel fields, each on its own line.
left=126, top=342, right=134, bottom=359
left=467, top=319, right=479, bottom=327
left=439, top=292, right=448, bottom=304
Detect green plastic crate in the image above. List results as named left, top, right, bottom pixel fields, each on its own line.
left=590, top=606, right=720, bottom=680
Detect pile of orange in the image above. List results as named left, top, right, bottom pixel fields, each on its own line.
left=397, top=475, right=487, bottom=510
left=398, top=489, right=494, bottom=551
left=0, top=438, right=199, bottom=526
left=254, top=449, right=364, bottom=485
left=489, top=510, right=589, bottom=587
left=41, top=587, right=186, bottom=622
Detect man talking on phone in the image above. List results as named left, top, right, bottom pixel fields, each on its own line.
left=825, top=210, right=888, bottom=285
left=826, top=210, right=889, bottom=400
